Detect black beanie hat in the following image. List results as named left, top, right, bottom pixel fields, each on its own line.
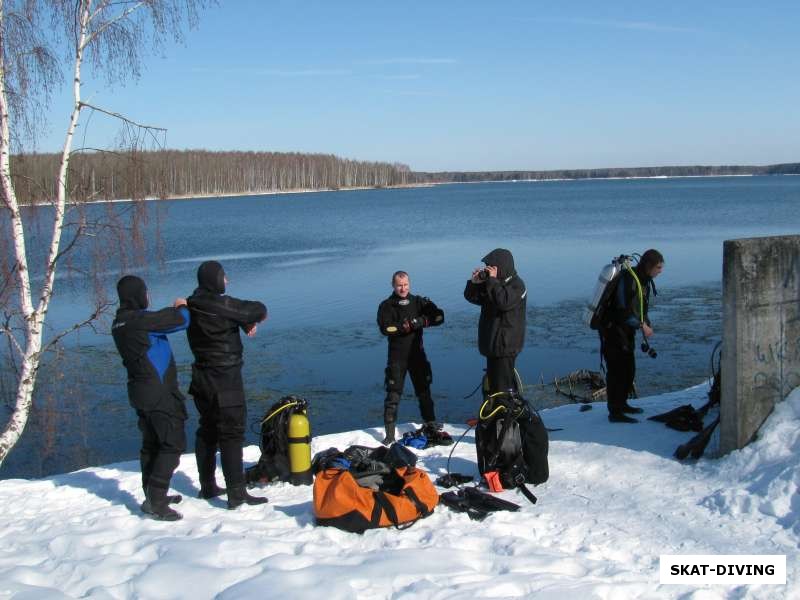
left=117, top=275, right=148, bottom=310
left=197, top=260, right=226, bottom=294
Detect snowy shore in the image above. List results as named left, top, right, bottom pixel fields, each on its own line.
left=1, top=384, right=797, bottom=599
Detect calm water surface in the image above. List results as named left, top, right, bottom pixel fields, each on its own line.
left=3, top=176, right=799, bottom=478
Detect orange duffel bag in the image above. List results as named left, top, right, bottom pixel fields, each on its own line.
left=313, top=465, right=438, bottom=533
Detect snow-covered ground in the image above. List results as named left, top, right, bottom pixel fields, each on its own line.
left=1, top=385, right=797, bottom=599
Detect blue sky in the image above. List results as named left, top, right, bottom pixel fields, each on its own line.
left=38, top=0, right=800, bottom=171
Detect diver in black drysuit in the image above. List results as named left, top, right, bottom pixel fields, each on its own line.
left=111, top=275, right=190, bottom=521
left=601, top=249, right=664, bottom=423
left=464, top=248, right=527, bottom=394
left=377, top=271, right=444, bottom=444
left=186, top=261, right=268, bottom=509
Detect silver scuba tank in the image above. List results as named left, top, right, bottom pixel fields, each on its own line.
left=583, top=256, right=628, bottom=327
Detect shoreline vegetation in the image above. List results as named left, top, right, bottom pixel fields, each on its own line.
left=10, top=149, right=800, bottom=205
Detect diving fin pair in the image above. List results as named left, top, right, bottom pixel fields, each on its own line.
left=675, top=417, right=720, bottom=460
left=440, top=487, right=520, bottom=521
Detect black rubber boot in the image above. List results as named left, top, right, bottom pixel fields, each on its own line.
left=422, top=421, right=441, bottom=436
left=417, top=390, right=436, bottom=424
left=195, top=435, right=219, bottom=485
left=227, top=484, right=268, bottom=510
left=141, top=450, right=180, bottom=501
left=621, top=404, right=644, bottom=414
left=198, top=481, right=226, bottom=499
left=608, top=413, right=638, bottom=424
left=382, top=422, right=396, bottom=445
left=219, top=439, right=245, bottom=489
left=142, top=485, right=183, bottom=521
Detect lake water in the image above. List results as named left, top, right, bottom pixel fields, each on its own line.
left=3, top=176, right=799, bottom=478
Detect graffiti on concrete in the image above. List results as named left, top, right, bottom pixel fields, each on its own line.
left=754, top=337, right=800, bottom=364
left=753, top=370, right=800, bottom=397
left=752, top=334, right=800, bottom=397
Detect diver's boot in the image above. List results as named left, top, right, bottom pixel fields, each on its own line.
left=198, top=480, right=226, bottom=499
left=417, top=389, right=436, bottom=425
left=383, top=391, right=400, bottom=445
left=142, top=485, right=183, bottom=521
left=608, top=412, right=638, bottom=424
left=382, top=422, right=396, bottom=445
left=422, top=421, right=441, bottom=436
left=226, top=484, right=268, bottom=510
left=422, top=420, right=453, bottom=446
left=195, top=436, right=222, bottom=499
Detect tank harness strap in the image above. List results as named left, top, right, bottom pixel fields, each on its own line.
left=515, top=481, right=538, bottom=505
left=287, top=435, right=312, bottom=444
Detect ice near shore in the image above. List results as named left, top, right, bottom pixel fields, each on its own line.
left=1, top=385, right=797, bottom=599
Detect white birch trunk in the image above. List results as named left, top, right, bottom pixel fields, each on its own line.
left=0, top=2, right=90, bottom=465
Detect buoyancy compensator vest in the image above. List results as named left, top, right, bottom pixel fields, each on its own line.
left=475, top=391, right=549, bottom=504
left=246, top=395, right=312, bottom=486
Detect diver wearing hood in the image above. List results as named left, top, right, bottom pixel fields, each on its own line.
left=377, top=271, right=445, bottom=444
left=464, top=248, right=527, bottom=393
left=602, top=249, right=664, bottom=423
left=111, top=275, right=190, bottom=521
left=186, top=261, right=268, bottom=509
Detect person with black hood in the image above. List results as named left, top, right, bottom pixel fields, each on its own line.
left=186, top=260, right=268, bottom=509
left=464, top=248, right=528, bottom=394
left=111, top=275, right=190, bottom=521
left=601, top=249, right=664, bottom=423
left=377, top=270, right=445, bottom=444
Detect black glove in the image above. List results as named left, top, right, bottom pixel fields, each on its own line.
left=410, top=316, right=428, bottom=330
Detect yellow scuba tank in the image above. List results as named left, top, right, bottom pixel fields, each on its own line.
left=288, top=408, right=312, bottom=485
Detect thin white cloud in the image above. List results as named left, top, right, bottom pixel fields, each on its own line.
left=379, top=74, right=422, bottom=81
left=533, top=17, right=702, bottom=34
left=387, top=90, right=442, bottom=97
left=189, top=67, right=351, bottom=77
left=359, top=58, right=458, bottom=65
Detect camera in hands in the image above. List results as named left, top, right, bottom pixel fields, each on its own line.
left=641, top=340, right=657, bottom=359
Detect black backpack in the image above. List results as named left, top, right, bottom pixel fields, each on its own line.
left=475, top=391, right=549, bottom=503
left=246, top=396, right=308, bottom=485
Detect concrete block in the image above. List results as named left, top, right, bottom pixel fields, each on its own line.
left=721, top=235, right=800, bottom=454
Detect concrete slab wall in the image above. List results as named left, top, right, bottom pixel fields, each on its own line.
left=721, top=235, right=800, bottom=454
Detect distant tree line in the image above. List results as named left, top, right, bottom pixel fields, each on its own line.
left=10, top=150, right=413, bottom=204
left=411, top=163, right=800, bottom=183
left=9, top=150, right=800, bottom=204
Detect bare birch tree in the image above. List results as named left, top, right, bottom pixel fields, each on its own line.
left=0, top=0, right=211, bottom=466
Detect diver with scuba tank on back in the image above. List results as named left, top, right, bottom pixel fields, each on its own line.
left=593, top=249, right=665, bottom=423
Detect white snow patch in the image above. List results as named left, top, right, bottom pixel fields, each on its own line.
left=1, top=385, right=798, bottom=598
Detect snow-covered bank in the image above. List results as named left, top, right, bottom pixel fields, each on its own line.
left=1, top=386, right=797, bottom=599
